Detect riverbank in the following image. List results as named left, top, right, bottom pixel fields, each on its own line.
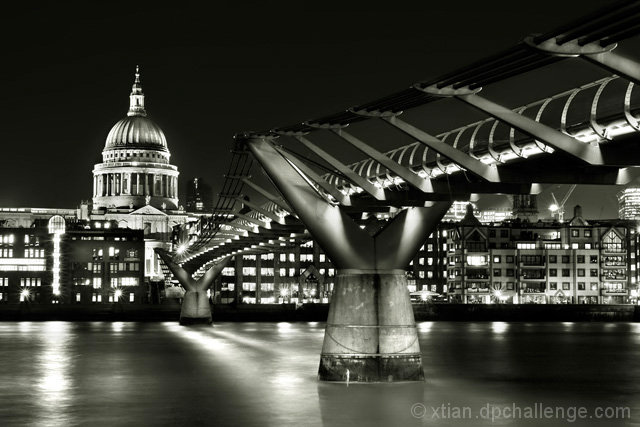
left=0, top=303, right=639, bottom=321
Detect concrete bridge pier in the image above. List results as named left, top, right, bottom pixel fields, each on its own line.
left=244, top=135, right=451, bottom=382
left=155, top=249, right=230, bottom=325
left=319, top=270, right=424, bottom=381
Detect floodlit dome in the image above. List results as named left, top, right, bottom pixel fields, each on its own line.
left=92, top=66, right=180, bottom=211
left=105, top=116, right=168, bottom=151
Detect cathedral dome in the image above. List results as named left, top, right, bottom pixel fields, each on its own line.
left=103, top=65, right=168, bottom=152
left=105, top=116, right=168, bottom=151
left=93, top=66, right=180, bottom=211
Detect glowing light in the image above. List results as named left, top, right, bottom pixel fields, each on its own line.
left=176, top=244, right=188, bottom=254
left=492, top=322, right=508, bottom=334
left=114, top=289, right=123, bottom=300
left=21, top=289, right=30, bottom=298
left=49, top=219, right=65, bottom=297
left=549, top=204, right=559, bottom=212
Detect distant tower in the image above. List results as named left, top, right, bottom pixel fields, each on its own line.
left=512, top=195, right=538, bottom=222
left=617, top=187, right=640, bottom=219
left=92, top=66, right=180, bottom=211
left=186, top=178, right=213, bottom=212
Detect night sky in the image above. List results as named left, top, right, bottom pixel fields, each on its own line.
left=0, top=0, right=625, bottom=218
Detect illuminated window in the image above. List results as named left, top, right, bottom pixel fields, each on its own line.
left=242, top=267, right=256, bottom=276
left=467, top=255, right=487, bottom=266
left=93, top=278, right=102, bottom=289
left=129, top=293, right=134, bottom=302
left=280, top=253, right=286, bottom=262
left=120, top=277, right=138, bottom=286
left=516, top=243, right=535, bottom=249
left=319, top=254, right=326, bottom=263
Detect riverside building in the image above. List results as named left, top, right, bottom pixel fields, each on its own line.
left=0, top=216, right=144, bottom=304
left=444, top=205, right=637, bottom=304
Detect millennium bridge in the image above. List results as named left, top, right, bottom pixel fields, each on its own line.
left=157, top=1, right=640, bottom=382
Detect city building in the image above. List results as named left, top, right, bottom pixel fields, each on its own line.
left=0, top=216, right=145, bottom=304
left=171, top=203, right=640, bottom=306
left=444, top=205, right=637, bottom=304
left=65, top=219, right=145, bottom=304
left=618, top=187, right=640, bottom=220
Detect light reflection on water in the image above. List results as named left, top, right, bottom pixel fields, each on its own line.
left=0, top=321, right=637, bottom=426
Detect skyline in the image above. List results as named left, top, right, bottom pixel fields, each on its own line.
left=0, top=0, right=624, bottom=217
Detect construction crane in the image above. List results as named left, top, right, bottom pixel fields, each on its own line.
left=549, top=184, right=577, bottom=222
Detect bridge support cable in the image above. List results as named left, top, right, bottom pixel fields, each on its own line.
left=329, top=128, right=434, bottom=194
left=243, top=134, right=451, bottom=382
left=155, top=248, right=231, bottom=325
left=583, top=52, right=640, bottom=87
left=283, top=133, right=387, bottom=201
left=274, top=146, right=351, bottom=205
left=240, top=178, right=293, bottom=214
left=453, top=94, right=605, bottom=165
left=377, top=115, right=501, bottom=182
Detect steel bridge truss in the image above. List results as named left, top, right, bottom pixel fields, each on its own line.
left=174, top=0, right=640, bottom=277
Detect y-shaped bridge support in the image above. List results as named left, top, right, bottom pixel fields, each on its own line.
left=155, top=249, right=231, bottom=325
left=244, top=135, right=452, bottom=382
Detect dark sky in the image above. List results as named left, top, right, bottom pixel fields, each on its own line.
left=0, top=0, right=625, bottom=218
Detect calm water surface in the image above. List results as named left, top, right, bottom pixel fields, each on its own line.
left=0, top=321, right=638, bottom=426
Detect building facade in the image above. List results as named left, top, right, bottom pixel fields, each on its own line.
left=444, top=206, right=637, bottom=304
left=0, top=216, right=145, bottom=304
left=618, top=187, right=640, bottom=220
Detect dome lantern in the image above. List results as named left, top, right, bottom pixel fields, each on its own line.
left=128, top=65, right=146, bottom=117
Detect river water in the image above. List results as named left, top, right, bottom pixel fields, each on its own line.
left=0, top=321, right=638, bottom=426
